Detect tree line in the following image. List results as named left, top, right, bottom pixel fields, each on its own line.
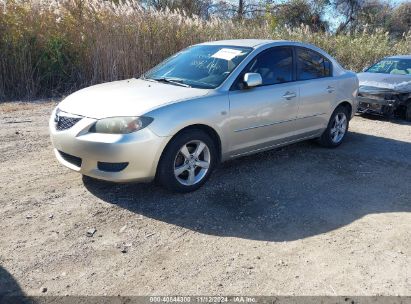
left=109, top=0, right=411, bottom=36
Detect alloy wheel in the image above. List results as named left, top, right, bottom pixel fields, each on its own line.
left=330, top=112, right=347, bottom=144
left=173, top=140, right=211, bottom=186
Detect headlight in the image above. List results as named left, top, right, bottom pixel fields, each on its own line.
left=89, top=116, right=153, bottom=134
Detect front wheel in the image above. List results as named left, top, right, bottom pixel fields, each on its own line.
left=318, top=105, right=349, bottom=148
left=157, top=130, right=217, bottom=193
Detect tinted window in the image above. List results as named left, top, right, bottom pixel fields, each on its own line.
left=297, top=48, right=332, bottom=80
left=233, top=47, right=293, bottom=90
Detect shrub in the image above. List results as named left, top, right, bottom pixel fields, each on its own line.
left=0, top=0, right=410, bottom=101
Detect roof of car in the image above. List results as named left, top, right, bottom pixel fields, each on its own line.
left=199, top=39, right=345, bottom=73
left=387, top=54, right=411, bottom=60
left=200, top=39, right=290, bottom=48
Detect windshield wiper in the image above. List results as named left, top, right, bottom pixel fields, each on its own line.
left=147, top=77, right=191, bottom=88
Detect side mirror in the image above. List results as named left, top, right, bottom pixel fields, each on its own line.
left=243, top=73, right=262, bottom=88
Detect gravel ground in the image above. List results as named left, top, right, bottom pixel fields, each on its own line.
left=0, top=101, right=410, bottom=296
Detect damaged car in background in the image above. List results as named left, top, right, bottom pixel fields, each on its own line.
left=357, top=55, right=411, bottom=120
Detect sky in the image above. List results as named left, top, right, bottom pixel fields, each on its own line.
left=227, top=0, right=410, bottom=29
left=390, top=0, right=410, bottom=4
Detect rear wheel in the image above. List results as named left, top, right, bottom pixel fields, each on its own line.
left=157, top=130, right=217, bottom=192
left=318, top=105, right=349, bottom=148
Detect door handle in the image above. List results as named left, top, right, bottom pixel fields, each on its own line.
left=282, top=92, right=297, bottom=100
left=326, top=86, right=335, bottom=93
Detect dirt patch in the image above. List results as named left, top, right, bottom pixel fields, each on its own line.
left=0, top=102, right=410, bottom=296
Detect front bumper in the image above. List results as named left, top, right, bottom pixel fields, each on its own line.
left=49, top=111, right=171, bottom=182
left=357, top=96, right=396, bottom=115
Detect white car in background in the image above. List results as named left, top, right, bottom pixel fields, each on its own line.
left=50, top=40, right=358, bottom=192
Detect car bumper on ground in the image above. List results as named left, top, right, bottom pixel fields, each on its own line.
left=49, top=112, right=171, bottom=182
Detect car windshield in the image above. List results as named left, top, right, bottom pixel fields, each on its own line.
left=142, top=45, right=253, bottom=89
left=366, top=58, right=411, bottom=75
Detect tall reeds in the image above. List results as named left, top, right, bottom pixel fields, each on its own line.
left=0, top=0, right=410, bottom=101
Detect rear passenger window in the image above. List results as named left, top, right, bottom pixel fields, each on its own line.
left=297, top=48, right=332, bottom=80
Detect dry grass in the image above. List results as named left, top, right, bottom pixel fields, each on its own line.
left=0, top=0, right=410, bottom=101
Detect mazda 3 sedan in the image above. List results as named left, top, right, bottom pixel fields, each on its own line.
left=50, top=40, right=359, bottom=192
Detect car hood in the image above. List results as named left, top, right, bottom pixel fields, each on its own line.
left=357, top=72, right=411, bottom=93
left=58, top=78, right=210, bottom=119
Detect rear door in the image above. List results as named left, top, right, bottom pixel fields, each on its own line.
left=294, top=47, right=337, bottom=137
left=228, top=46, right=299, bottom=156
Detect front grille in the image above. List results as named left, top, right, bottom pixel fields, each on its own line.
left=56, top=116, right=82, bottom=131
left=59, top=151, right=82, bottom=167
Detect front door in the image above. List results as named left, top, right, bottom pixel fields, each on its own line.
left=228, top=47, right=299, bottom=156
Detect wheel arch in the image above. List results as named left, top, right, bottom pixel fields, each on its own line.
left=176, top=124, right=223, bottom=162
left=156, top=124, right=223, bottom=177
left=334, top=101, right=353, bottom=119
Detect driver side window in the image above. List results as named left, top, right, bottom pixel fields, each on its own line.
left=232, top=47, right=293, bottom=90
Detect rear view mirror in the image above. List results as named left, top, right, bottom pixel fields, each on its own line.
left=243, top=73, right=262, bottom=88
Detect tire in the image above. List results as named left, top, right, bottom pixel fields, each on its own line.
left=157, top=129, right=217, bottom=193
left=318, top=105, right=349, bottom=148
